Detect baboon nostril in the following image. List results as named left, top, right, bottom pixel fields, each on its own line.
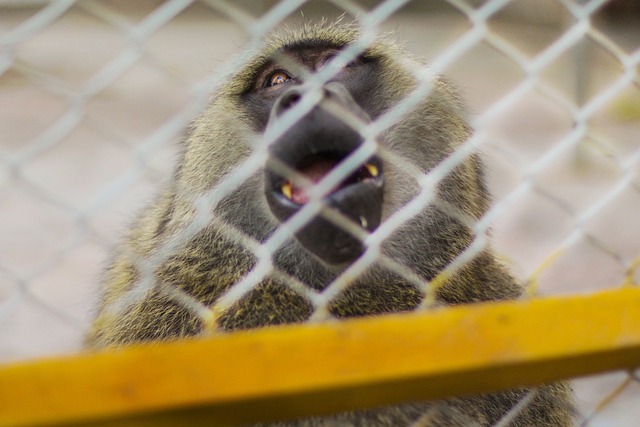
left=279, top=90, right=301, bottom=111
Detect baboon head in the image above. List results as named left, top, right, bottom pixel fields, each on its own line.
left=177, top=21, right=489, bottom=278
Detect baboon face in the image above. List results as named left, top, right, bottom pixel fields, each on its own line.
left=182, top=26, right=478, bottom=271
left=258, top=47, right=387, bottom=264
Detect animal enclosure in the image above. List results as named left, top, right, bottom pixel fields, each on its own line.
left=1, top=0, right=639, bottom=425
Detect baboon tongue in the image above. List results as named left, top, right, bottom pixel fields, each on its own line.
left=291, top=158, right=338, bottom=204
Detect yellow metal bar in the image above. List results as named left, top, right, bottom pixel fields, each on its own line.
left=1, top=288, right=639, bottom=427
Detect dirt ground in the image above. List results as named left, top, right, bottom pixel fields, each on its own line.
left=1, top=1, right=639, bottom=425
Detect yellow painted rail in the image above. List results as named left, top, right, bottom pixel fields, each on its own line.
left=1, top=288, right=640, bottom=427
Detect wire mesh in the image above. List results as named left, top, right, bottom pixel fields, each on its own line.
left=1, top=0, right=639, bottom=425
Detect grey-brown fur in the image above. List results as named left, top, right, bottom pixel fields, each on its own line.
left=88, top=21, right=575, bottom=426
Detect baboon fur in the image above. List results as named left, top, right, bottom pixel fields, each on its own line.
left=88, top=21, right=575, bottom=426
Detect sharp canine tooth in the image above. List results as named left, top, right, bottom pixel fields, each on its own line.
left=282, top=181, right=293, bottom=199
left=365, top=163, right=378, bottom=177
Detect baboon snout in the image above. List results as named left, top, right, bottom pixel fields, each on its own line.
left=264, top=83, right=384, bottom=265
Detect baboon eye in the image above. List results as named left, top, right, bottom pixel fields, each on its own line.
left=267, top=70, right=292, bottom=87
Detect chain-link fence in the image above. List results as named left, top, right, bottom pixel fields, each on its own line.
left=1, top=0, right=639, bottom=425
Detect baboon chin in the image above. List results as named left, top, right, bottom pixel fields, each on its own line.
left=89, top=21, right=575, bottom=426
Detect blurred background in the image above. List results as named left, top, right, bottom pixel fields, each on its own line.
left=1, top=0, right=639, bottom=424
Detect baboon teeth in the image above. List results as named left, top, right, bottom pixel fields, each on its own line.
left=282, top=181, right=293, bottom=200
left=364, top=163, right=378, bottom=178
left=356, top=163, right=378, bottom=183
left=280, top=161, right=379, bottom=204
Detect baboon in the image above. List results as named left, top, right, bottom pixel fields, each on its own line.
left=88, top=21, right=575, bottom=426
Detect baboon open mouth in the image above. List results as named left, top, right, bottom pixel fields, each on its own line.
left=278, top=153, right=381, bottom=205
left=265, top=150, right=384, bottom=265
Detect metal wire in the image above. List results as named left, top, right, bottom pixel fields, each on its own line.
left=0, top=0, right=638, bottom=425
